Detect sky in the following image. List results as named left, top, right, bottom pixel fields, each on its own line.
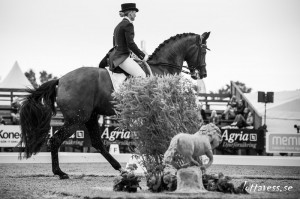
left=1, top=0, right=300, bottom=93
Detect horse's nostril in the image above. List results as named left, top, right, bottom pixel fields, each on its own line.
left=201, top=73, right=207, bottom=78
left=200, top=73, right=207, bottom=79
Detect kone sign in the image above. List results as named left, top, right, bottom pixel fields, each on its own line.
left=0, top=125, right=21, bottom=147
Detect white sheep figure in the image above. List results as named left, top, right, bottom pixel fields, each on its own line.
left=163, top=123, right=222, bottom=172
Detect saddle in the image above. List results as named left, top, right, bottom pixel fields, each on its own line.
left=99, top=48, right=151, bottom=77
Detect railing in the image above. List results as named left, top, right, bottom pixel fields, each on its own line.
left=197, top=93, right=231, bottom=110
left=0, top=88, right=28, bottom=103
left=0, top=88, right=64, bottom=124
left=230, top=81, right=263, bottom=129
left=1, top=85, right=263, bottom=128
left=196, top=93, right=232, bottom=126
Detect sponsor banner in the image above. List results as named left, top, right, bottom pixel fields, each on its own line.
left=0, top=125, right=22, bottom=147
left=99, top=126, right=136, bottom=146
left=266, top=133, right=300, bottom=153
left=50, top=125, right=136, bottom=147
left=218, top=129, right=265, bottom=150
left=52, top=126, right=86, bottom=147
left=0, top=125, right=89, bottom=148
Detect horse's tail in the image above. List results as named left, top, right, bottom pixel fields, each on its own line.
left=163, top=135, right=179, bottom=165
left=19, top=79, right=59, bottom=158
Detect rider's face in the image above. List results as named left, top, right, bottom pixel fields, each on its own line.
left=128, top=11, right=136, bottom=21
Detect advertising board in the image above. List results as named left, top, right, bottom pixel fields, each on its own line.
left=266, top=133, right=300, bottom=153
left=99, top=126, right=136, bottom=146
left=52, top=126, right=86, bottom=147
left=0, top=125, right=21, bottom=147
left=217, top=128, right=265, bottom=150
left=0, top=124, right=136, bottom=148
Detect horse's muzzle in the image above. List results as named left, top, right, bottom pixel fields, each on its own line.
left=199, top=66, right=207, bottom=79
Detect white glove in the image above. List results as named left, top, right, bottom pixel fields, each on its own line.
left=143, top=54, right=149, bottom=62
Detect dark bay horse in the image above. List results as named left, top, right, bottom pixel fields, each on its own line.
left=19, top=32, right=210, bottom=179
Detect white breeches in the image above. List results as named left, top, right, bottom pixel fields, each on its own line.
left=119, top=57, right=146, bottom=78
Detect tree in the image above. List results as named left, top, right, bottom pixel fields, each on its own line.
left=25, top=69, right=58, bottom=88
left=216, top=81, right=252, bottom=94
left=235, top=81, right=252, bottom=93
left=39, top=70, right=57, bottom=84
left=25, top=69, right=38, bottom=88
left=217, top=84, right=231, bottom=95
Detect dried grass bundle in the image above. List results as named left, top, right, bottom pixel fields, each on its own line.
left=112, top=75, right=202, bottom=173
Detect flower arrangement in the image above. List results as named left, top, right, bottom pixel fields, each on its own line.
left=112, top=74, right=201, bottom=191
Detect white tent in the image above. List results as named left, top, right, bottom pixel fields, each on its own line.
left=0, top=61, right=31, bottom=106
left=0, top=61, right=32, bottom=89
left=245, top=90, right=300, bottom=134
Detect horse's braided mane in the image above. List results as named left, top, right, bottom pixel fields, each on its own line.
left=149, top=32, right=197, bottom=60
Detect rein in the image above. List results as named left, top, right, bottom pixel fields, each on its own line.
left=149, top=62, right=182, bottom=70
left=149, top=62, right=193, bottom=75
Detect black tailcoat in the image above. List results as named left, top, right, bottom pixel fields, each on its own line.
left=112, top=18, right=145, bottom=67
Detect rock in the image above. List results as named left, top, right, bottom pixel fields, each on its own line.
left=163, top=164, right=177, bottom=191
left=175, top=166, right=207, bottom=193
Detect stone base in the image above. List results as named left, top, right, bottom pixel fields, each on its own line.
left=175, top=166, right=207, bottom=193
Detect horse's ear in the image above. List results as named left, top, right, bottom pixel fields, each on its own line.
left=202, top=32, right=210, bottom=42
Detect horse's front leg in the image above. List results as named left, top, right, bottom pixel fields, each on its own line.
left=204, top=149, right=214, bottom=170
left=85, top=114, right=122, bottom=172
left=50, top=123, right=77, bottom=179
left=195, top=156, right=206, bottom=174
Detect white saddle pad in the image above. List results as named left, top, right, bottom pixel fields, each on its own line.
left=105, top=67, right=127, bottom=92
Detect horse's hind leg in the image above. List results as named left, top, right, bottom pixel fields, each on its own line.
left=50, top=122, right=83, bottom=179
left=85, top=113, right=122, bottom=171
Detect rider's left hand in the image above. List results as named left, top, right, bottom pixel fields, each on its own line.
left=143, top=54, right=149, bottom=62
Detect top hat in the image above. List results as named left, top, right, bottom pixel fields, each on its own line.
left=120, top=3, right=139, bottom=12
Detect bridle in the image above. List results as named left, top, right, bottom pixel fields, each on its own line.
left=186, top=34, right=210, bottom=79
left=150, top=34, right=209, bottom=79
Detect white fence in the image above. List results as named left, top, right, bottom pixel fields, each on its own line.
left=1, top=152, right=300, bottom=166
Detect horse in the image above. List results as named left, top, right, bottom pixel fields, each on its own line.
left=19, top=32, right=210, bottom=179
left=163, top=123, right=222, bottom=172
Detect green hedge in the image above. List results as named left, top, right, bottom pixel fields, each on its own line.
left=112, top=75, right=202, bottom=173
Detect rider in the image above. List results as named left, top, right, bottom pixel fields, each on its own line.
left=111, top=3, right=148, bottom=77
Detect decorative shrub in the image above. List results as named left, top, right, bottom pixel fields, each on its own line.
left=112, top=74, right=202, bottom=183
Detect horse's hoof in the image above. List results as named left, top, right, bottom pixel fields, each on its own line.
left=59, top=174, right=69, bottom=179
left=119, top=167, right=126, bottom=174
